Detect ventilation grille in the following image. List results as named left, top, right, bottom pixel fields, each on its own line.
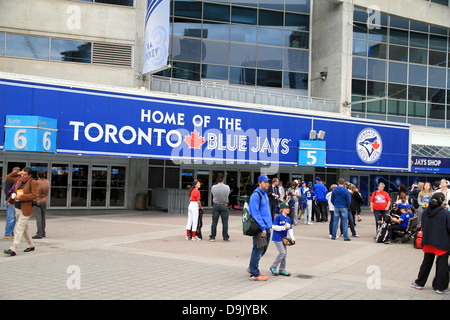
left=92, top=43, right=132, bottom=67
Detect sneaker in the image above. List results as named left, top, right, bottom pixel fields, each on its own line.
left=436, top=289, right=449, bottom=294
left=209, top=238, right=215, bottom=242
left=269, top=267, right=278, bottom=276
left=223, top=239, right=230, bottom=243
left=278, top=270, right=291, bottom=276
left=411, top=282, right=424, bottom=290
left=246, top=268, right=261, bottom=276
left=192, top=236, right=201, bottom=241
left=185, top=236, right=191, bottom=241
left=250, top=275, right=268, bottom=281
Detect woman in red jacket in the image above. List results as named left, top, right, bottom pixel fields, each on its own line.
left=369, top=182, right=391, bottom=232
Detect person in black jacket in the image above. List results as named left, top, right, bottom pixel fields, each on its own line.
left=411, top=192, right=450, bottom=294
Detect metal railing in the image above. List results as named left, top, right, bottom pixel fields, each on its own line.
left=149, top=76, right=339, bottom=113
left=152, top=188, right=189, bottom=214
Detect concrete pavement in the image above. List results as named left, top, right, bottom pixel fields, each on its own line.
left=0, top=207, right=448, bottom=301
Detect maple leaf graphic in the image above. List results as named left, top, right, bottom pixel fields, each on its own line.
left=372, top=140, right=380, bottom=150
left=184, top=130, right=205, bottom=149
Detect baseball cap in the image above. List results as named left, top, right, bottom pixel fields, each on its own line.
left=315, top=177, right=321, bottom=181
left=279, top=202, right=290, bottom=210
left=258, top=174, right=270, bottom=182
left=398, top=203, right=412, bottom=210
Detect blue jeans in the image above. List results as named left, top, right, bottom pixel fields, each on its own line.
left=210, top=204, right=229, bottom=241
left=373, top=210, right=387, bottom=231
left=4, top=201, right=16, bottom=236
left=248, top=230, right=271, bottom=277
left=332, top=207, right=349, bottom=240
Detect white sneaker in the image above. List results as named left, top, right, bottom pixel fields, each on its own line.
left=192, top=236, right=202, bottom=241
left=185, top=236, right=191, bottom=241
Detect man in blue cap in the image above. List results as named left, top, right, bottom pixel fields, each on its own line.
left=387, top=203, right=414, bottom=244
left=313, top=177, right=328, bottom=222
left=247, top=174, right=272, bottom=281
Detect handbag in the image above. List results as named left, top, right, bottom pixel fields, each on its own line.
left=6, top=177, right=22, bottom=199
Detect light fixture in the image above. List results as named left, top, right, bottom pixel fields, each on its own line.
left=317, top=130, right=326, bottom=140
left=309, top=130, right=317, bottom=140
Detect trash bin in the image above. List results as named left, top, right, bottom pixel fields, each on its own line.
left=136, top=193, right=148, bottom=210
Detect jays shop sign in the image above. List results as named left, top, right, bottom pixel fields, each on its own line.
left=0, top=78, right=410, bottom=171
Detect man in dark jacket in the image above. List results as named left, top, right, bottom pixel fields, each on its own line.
left=268, top=178, right=280, bottom=221
left=411, top=192, right=450, bottom=294
left=330, top=178, right=351, bottom=241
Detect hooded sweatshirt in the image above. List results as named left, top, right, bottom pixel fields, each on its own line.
left=421, top=205, right=450, bottom=252
left=331, top=186, right=351, bottom=209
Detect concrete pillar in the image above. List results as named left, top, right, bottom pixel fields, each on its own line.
left=127, top=158, right=149, bottom=210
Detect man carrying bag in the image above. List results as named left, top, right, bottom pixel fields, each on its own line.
left=247, top=174, right=272, bottom=281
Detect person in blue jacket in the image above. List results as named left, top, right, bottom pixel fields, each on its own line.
left=331, top=178, right=352, bottom=241
left=247, top=174, right=272, bottom=281
left=313, top=177, right=329, bottom=222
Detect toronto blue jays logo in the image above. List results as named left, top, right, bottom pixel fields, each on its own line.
left=356, top=128, right=382, bottom=164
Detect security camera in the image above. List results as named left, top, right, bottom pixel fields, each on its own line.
left=320, top=71, right=328, bottom=81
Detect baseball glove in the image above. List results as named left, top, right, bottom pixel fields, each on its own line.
left=282, top=237, right=295, bottom=246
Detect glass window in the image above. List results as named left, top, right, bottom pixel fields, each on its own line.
left=230, top=24, right=256, bottom=43
left=203, top=3, right=230, bottom=22
left=354, top=8, right=368, bottom=23
left=409, top=47, right=428, bottom=65
left=388, top=100, right=407, bottom=116
left=231, top=6, right=257, bottom=25
left=285, top=0, right=310, bottom=14
left=429, top=35, right=447, bottom=51
left=351, top=95, right=366, bottom=113
left=410, top=21, right=428, bottom=33
left=408, top=101, right=427, bottom=118
left=285, top=13, right=309, bottom=31
left=389, top=45, right=408, bottom=62
left=171, top=36, right=202, bottom=62
left=259, top=9, right=283, bottom=27
left=231, top=0, right=258, bottom=7
left=202, top=22, right=229, bottom=41
left=257, top=27, right=283, bottom=46
left=352, top=79, right=366, bottom=96
left=408, top=64, right=427, bottom=86
left=50, top=39, right=91, bottom=63
left=174, top=1, right=202, bottom=19
left=388, top=62, right=407, bottom=84
left=390, top=16, right=409, bottom=29
left=257, top=69, right=282, bottom=88
left=368, top=27, right=388, bottom=43
left=202, top=40, right=229, bottom=65
left=283, top=48, right=308, bottom=72
left=283, top=72, right=308, bottom=90
left=428, top=87, right=446, bottom=103
left=172, top=61, right=201, bottom=81
left=428, top=103, right=445, bottom=119
left=6, top=34, right=49, bottom=60
left=408, top=86, right=427, bottom=101
left=201, top=64, right=229, bottom=81
left=367, top=59, right=386, bottom=81
left=95, top=0, right=133, bottom=6
left=388, top=83, right=407, bottom=99
left=353, top=40, right=367, bottom=57
left=0, top=32, right=4, bottom=56
left=389, top=29, right=409, bottom=46
left=258, top=0, right=283, bottom=10
left=409, top=32, right=428, bottom=49
left=173, top=18, right=202, bottom=38
left=352, top=57, right=367, bottom=79
left=367, top=100, right=386, bottom=114
left=368, top=41, right=387, bottom=59
left=257, top=45, right=282, bottom=70
left=285, top=31, right=309, bottom=49
left=429, top=50, right=446, bottom=67
left=367, top=81, right=386, bottom=97
left=353, top=24, right=368, bottom=40
left=229, top=43, right=256, bottom=67
left=428, top=67, right=446, bottom=88
left=229, top=66, right=255, bottom=85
